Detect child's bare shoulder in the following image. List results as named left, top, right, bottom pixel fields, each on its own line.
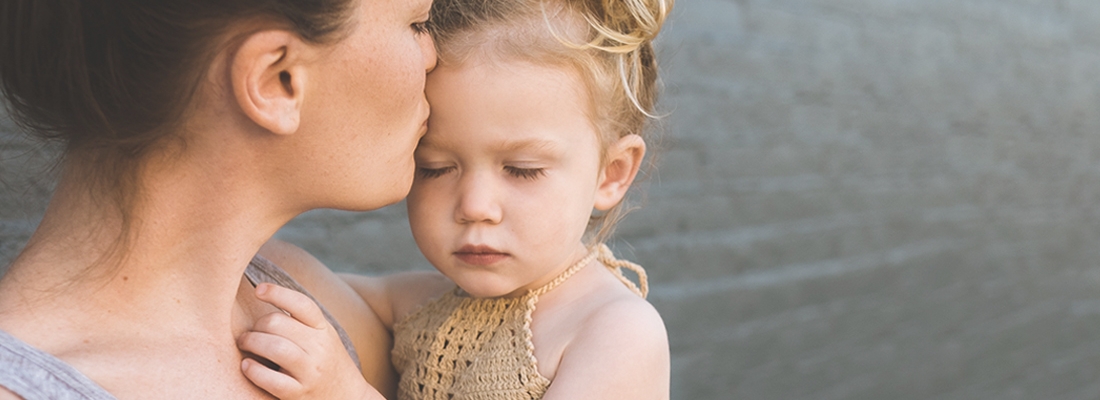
left=578, top=281, right=666, bottom=347
left=544, top=275, right=669, bottom=398
left=549, top=267, right=668, bottom=359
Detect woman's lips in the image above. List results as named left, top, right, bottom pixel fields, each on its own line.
left=454, top=245, right=509, bottom=266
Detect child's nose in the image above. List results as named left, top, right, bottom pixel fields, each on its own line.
left=454, top=173, right=502, bottom=225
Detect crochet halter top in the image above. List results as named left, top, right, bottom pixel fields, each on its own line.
left=390, top=244, right=648, bottom=400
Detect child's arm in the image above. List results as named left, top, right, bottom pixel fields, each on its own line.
left=542, top=298, right=671, bottom=400
left=238, top=283, right=384, bottom=400
left=340, top=270, right=455, bottom=330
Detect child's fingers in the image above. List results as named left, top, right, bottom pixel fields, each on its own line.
left=237, top=330, right=307, bottom=373
left=254, top=283, right=328, bottom=329
left=250, top=310, right=315, bottom=340
left=241, top=357, right=301, bottom=398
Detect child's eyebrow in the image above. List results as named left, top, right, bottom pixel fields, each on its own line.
left=493, top=138, right=561, bottom=154
left=415, top=136, right=564, bottom=155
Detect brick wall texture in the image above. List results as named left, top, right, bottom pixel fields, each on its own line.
left=4, top=1, right=1100, bottom=399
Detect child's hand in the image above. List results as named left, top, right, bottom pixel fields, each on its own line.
left=238, top=283, right=383, bottom=400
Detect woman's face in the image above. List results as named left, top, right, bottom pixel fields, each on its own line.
left=294, top=0, right=437, bottom=211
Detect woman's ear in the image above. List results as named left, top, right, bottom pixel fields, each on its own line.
left=230, top=30, right=309, bottom=135
left=594, top=134, right=647, bottom=211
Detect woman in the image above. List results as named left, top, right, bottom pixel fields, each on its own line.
left=0, top=0, right=434, bottom=398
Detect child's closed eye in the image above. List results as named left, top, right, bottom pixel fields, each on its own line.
left=504, top=166, right=545, bottom=180
left=416, top=166, right=454, bottom=179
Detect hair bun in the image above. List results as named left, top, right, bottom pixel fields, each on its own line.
left=575, top=0, right=672, bottom=53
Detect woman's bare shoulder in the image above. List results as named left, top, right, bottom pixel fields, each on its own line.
left=255, top=239, right=370, bottom=316
left=0, top=387, right=21, bottom=400
left=256, top=238, right=331, bottom=280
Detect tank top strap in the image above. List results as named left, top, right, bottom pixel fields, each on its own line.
left=0, top=329, right=116, bottom=399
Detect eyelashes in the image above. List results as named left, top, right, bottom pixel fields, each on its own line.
left=412, top=20, right=430, bottom=35
left=416, top=166, right=453, bottom=179
left=415, top=166, right=546, bottom=180
left=503, top=166, right=545, bottom=180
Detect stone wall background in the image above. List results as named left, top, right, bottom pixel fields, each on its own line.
left=4, top=0, right=1100, bottom=399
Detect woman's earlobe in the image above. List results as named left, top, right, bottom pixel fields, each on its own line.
left=230, top=30, right=307, bottom=135
left=594, top=134, right=647, bottom=211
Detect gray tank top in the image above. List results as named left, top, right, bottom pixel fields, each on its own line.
left=0, top=255, right=361, bottom=399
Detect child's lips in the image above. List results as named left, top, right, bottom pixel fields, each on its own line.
left=454, top=245, right=509, bottom=266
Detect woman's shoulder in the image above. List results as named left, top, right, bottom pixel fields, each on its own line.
left=255, top=239, right=336, bottom=284
left=0, top=329, right=116, bottom=400
left=0, top=387, right=20, bottom=400
left=255, top=239, right=372, bottom=321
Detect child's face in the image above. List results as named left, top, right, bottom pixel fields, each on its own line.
left=407, top=60, right=603, bottom=298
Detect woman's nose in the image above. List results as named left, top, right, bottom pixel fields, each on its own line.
left=421, top=31, right=438, bottom=73
left=454, top=174, right=501, bottom=224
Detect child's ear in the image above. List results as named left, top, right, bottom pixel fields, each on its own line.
left=594, top=134, right=647, bottom=211
left=230, top=30, right=309, bottom=135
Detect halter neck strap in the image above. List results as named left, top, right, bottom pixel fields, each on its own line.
left=528, top=247, right=598, bottom=298
left=526, top=243, right=648, bottom=299
left=595, top=243, right=648, bottom=298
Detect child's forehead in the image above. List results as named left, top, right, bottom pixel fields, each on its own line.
left=436, top=56, right=574, bottom=82
left=426, top=55, right=588, bottom=112
left=417, top=130, right=567, bottom=154
left=422, top=53, right=603, bottom=156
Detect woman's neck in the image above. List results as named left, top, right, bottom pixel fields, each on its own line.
left=0, top=148, right=296, bottom=345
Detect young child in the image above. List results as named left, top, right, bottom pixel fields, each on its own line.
left=237, top=0, right=673, bottom=398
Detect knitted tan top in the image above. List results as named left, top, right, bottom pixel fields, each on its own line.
left=391, top=243, right=648, bottom=400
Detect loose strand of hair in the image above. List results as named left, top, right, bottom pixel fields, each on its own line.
left=539, top=0, right=668, bottom=120
left=618, top=52, right=658, bottom=120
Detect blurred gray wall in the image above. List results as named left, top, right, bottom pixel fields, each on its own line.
left=4, top=0, right=1100, bottom=399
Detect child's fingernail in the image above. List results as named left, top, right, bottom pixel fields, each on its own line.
left=241, top=359, right=250, bottom=371
left=255, top=283, right=268, bottom=296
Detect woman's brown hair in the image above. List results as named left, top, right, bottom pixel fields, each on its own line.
left=0, top=0, right=356, bottom=197
left=0, top=0, right=359, bottom=269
